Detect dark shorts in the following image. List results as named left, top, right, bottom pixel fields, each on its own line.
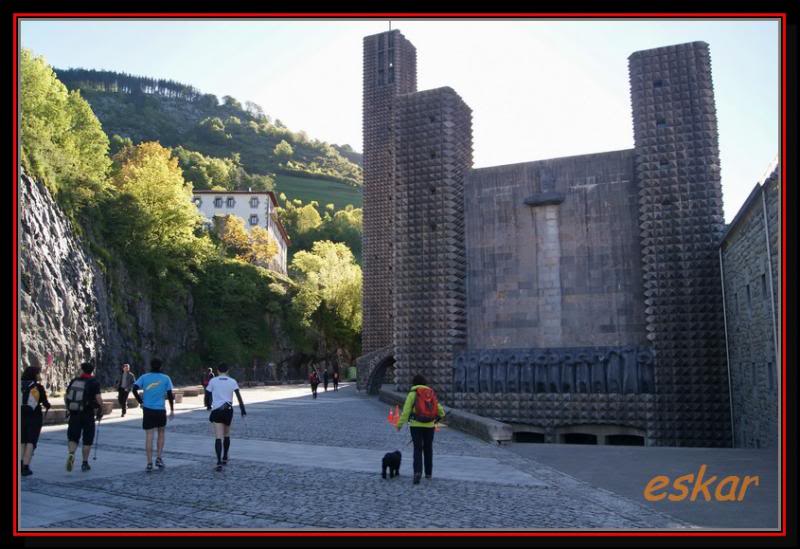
left=142, top=407, right=167, bottom=430
left=67, top=412, right=96, bottom=445
left=20, top=410, right=43, bottom=446
left=209, top=405, right=233, bottom=426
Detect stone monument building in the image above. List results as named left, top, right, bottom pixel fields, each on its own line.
left=358, top=30, right=737, bottom=447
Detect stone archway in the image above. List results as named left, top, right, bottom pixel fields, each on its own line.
left=356, top=345, right=394, bottom=394
left=367, top=355, right=396, bottom=395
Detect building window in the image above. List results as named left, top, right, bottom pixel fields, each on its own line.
left=214, top=197, right=223, bottom=208
left=746, top=284, right=752, bottom=317
left=658, top=160, right=669, bottom=171
left=656, top=118, right=668, bottom=129
left=250, top=197, right=259, bottom=208
left=751, top=362, right=756, bottom=386
left=761, top=273, right=768, bottom=300
left=388, top=66, right=394, bottom=83
left=227, top=197, right=235, bottom=208
left=377, top=69, right=384, bottom=85
left=249, top=215, right=259, bottom=226
left=378, top=51, right=384, bottom=67
left=767, top=362, right=773, bottom=390
left=654, top=80, right=664, bottom=88
left=193, top=197, right=202, bottom=207
left=734, top=291, right=738, bottom=314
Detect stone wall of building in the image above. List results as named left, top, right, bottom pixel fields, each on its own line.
left=464, top=149, right=646, bottom=350
left=361, top=30, right=417, bottom=355
left=358, top=32, right=749, bottom=448
left=393, top=87, right=473, bottom=400
left=720, top=166, right=780, bottom=448
left=629, top=42, right=730, bottom=447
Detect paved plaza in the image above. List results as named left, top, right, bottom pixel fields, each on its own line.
left=18, top=384, right=777, bottom=531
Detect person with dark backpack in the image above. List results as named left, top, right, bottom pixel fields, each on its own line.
left=323, top=369, right=329, bottom=392
left=64, top=362, right=104, bottom=473
left=309, top=369, right=320, bottom=399
left=395, top=374, right=446, bottom=484
left=20, top=366, right=50, bottom=476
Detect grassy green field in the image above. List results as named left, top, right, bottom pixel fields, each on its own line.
left=274, top=174, right=362, bottom=210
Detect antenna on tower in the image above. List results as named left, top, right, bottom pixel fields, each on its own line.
left=389, top=21, right=391, bottom=32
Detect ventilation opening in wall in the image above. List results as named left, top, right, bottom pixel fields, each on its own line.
left=513, top=432, right=545, bottom=443
left=561, top=433, right=598, bottom=445
left=606, top=434, right=645, bottom=446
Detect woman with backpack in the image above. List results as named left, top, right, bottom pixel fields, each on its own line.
left=20, top=366, right=51, bottom=476
left=395, top=374, right=446, bottom=484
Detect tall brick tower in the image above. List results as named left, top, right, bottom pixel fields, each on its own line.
left=362, top=30, right=417, bottom=355
left=394, top=88, right=473, bottom=397
left=629, top=42, right=730, bottom=446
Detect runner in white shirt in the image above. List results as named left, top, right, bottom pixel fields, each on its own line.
left=206, top=363, right=246, bottom=472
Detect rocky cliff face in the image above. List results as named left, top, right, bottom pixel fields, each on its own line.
left=18, top=172, right=198, bottom=391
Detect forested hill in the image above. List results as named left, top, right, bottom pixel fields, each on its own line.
left=54, top=68, right=363, bottom=188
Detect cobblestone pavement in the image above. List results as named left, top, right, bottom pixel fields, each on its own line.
left=20, top=384, right=690, bottom=531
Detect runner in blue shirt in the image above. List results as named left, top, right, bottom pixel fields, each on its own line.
left=131, top=358, right=175, bottom=473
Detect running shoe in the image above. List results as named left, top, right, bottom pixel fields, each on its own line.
left=215, top=464, right=223, bottom=472
left=155, top=457, right=165, bottom=469
left=81, top=462, right=91, bottom=472
left=65, top=453, right=75, bottom=472
left=146, top=463, right=153, bottom=473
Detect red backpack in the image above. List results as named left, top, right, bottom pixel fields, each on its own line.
left=413, top=387, right=439, bottom=423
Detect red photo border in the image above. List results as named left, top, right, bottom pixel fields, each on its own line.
left=11, top=11, right=789, bottom=539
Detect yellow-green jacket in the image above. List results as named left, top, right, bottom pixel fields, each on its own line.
left=396, top=385, right=446, bottom=429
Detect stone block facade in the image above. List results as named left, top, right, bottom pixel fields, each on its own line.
left=361, top=30, right=417, bottom=354
left=720, top=166, right=780, bottom=448
left=628, top=41, right=730, bottom=447
left=393, top=87, right=472, bottom=401
left=465, top=150, right=646, bottom=350
left=359, top=31, right=776, bottom=448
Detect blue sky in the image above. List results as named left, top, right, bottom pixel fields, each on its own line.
left=20, top=19, right=780, bottom=222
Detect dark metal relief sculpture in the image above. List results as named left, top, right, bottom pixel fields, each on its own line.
left=452, top=347, right=656, bottom=395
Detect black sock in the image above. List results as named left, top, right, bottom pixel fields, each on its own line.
left=223, top=436, right=230, bottom=459
left=215, top=439, right=222, bottom=463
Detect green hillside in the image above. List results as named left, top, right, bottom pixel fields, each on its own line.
left=275, top=174, right=362, bottom=210
left=54, top=68, right=363, bottom=196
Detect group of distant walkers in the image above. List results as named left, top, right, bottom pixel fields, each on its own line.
left=307, top=367, right=339, bottom=399
left=20, top=360, right=443, bottom=486
left=19, top=359, right=247, bottom=476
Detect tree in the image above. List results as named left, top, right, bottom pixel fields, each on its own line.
left=111, top=141, right=200, bottom=252
left=110, top=134, right=133, bottom=157
left=247, top=226, right=279, bottom=266
left=273, top=139, right=294, bottom=161
left=213, top=214, right=250, bottom=259
left=222, top=95, right=243, bottom=110
left=290, top=241, right=362, bottom=362
left=20, top=49, right=111, bottom=213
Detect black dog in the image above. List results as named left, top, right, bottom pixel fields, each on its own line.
left=382, top=450, right=402, bottom=479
